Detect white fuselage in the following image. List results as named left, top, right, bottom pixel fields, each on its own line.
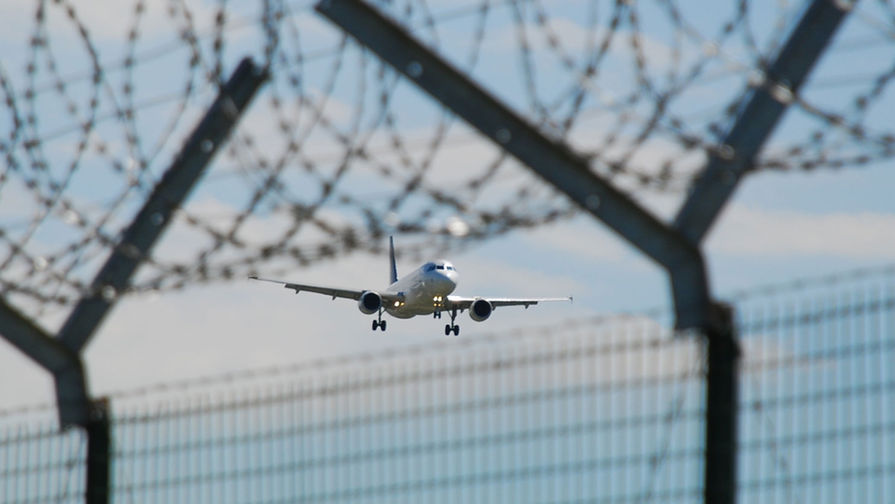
left=384, top=260, right=458, bottom=318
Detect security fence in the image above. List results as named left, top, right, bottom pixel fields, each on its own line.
left=735, top=276, right=895, bottom=503
left=1, top=424, right=86, bottom=503
left=2, top=269, right=893, bottom=503
left=5, top=316, right=706, bottom=504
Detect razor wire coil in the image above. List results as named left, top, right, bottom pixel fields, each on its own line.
left=1, top=0, right=893, bottom=319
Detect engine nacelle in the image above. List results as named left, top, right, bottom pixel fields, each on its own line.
left=469, top=298, right=493, bottom=322
left=357, top=291, right=382, bottom=314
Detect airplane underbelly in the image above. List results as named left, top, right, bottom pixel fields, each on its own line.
left=387, top=298, right=433, bottom=318
left=385, top=308, right=415, bottom=319
left=386, top=281, right=451, bottom=318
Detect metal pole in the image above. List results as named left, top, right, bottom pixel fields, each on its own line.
left=57, top=57, right=270, bottom=354
left=0, top=295, right=92, bottom=426
left=673, top=4, right=852, bottom=503
left=85, top=399, right=111, bottom=504
left=674, top=0, right=851, bottom=243
left=703, top=305, right=739, bottom=504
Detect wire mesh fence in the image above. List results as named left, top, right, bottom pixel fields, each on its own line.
left=2, top=268, right=893, bottom=503
left=735, top=275, right=895, bottom=503
left=0, top=424, right=86, bottom=504
left=106, top=319, right=704, bottom=504
left=6, top=314, right=707, bottom=504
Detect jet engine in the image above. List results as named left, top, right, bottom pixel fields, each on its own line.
left=357, top=291, right=382, bottom=314
left=468, top=298, right=493, bottom=322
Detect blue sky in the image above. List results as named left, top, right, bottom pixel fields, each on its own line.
left=0, top=0, right=893, bottom=414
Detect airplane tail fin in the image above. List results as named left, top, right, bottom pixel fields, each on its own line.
left=389, top=236, right=398, bottom=284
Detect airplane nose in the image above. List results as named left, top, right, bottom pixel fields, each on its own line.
left=440, top=271, right=457, bottom=291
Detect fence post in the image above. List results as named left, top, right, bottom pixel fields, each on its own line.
left=85, top=399, right=111, bottom=504
left=703, top=304, right=740, bottom=504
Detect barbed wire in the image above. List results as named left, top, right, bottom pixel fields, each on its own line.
left=1, top=0, right=894, bottom=320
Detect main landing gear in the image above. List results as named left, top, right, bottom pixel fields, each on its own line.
left=444, top=307, right=459, bottom=336
left=372, top=308, right=386, bottom=331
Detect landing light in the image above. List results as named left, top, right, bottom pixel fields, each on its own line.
left=394, top=301, right=401, bottom=307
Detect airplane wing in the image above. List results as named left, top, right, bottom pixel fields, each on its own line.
left=446, top=295, right=572, bottom=310
left=250, top=276, right=399, bottom=302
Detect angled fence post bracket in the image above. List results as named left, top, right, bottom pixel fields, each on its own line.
left=674, top=0, right=852, bottom=243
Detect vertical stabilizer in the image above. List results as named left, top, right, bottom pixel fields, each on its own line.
left=389, top=236, right=398, bottom=284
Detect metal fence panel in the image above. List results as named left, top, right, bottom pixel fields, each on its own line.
left=106, top=319, right=704, bottom=504
left=0, top=424, right=85, bottom=504
left=736, top=279, right=895, bottom=503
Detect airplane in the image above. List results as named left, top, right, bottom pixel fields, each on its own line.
left=250, top=237, right=572, bottom=335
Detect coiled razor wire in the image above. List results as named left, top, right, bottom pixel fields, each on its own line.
left=1, top=0, right=893, bottom=320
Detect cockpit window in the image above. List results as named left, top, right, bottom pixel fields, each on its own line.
left=436, top=264, right=445, bottom=270
left=424, top=262, right=436, bottom=272
left=446, top=266, right=455, bottom=271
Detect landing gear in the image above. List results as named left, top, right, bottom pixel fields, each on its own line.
left=372, top=309, right=386, bottom=331
left=444, top=306, right=459, bottom=336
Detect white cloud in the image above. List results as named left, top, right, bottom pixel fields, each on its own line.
left=47, top=0, right=218, bottom=43
left=451, top=253, right=585, bottom=299
left=517, top=219, right=629, bottom=263
left=708, top=205, right=895, bottom=259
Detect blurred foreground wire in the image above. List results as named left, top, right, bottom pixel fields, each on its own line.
left=2, top=0, right=894, bottom=320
